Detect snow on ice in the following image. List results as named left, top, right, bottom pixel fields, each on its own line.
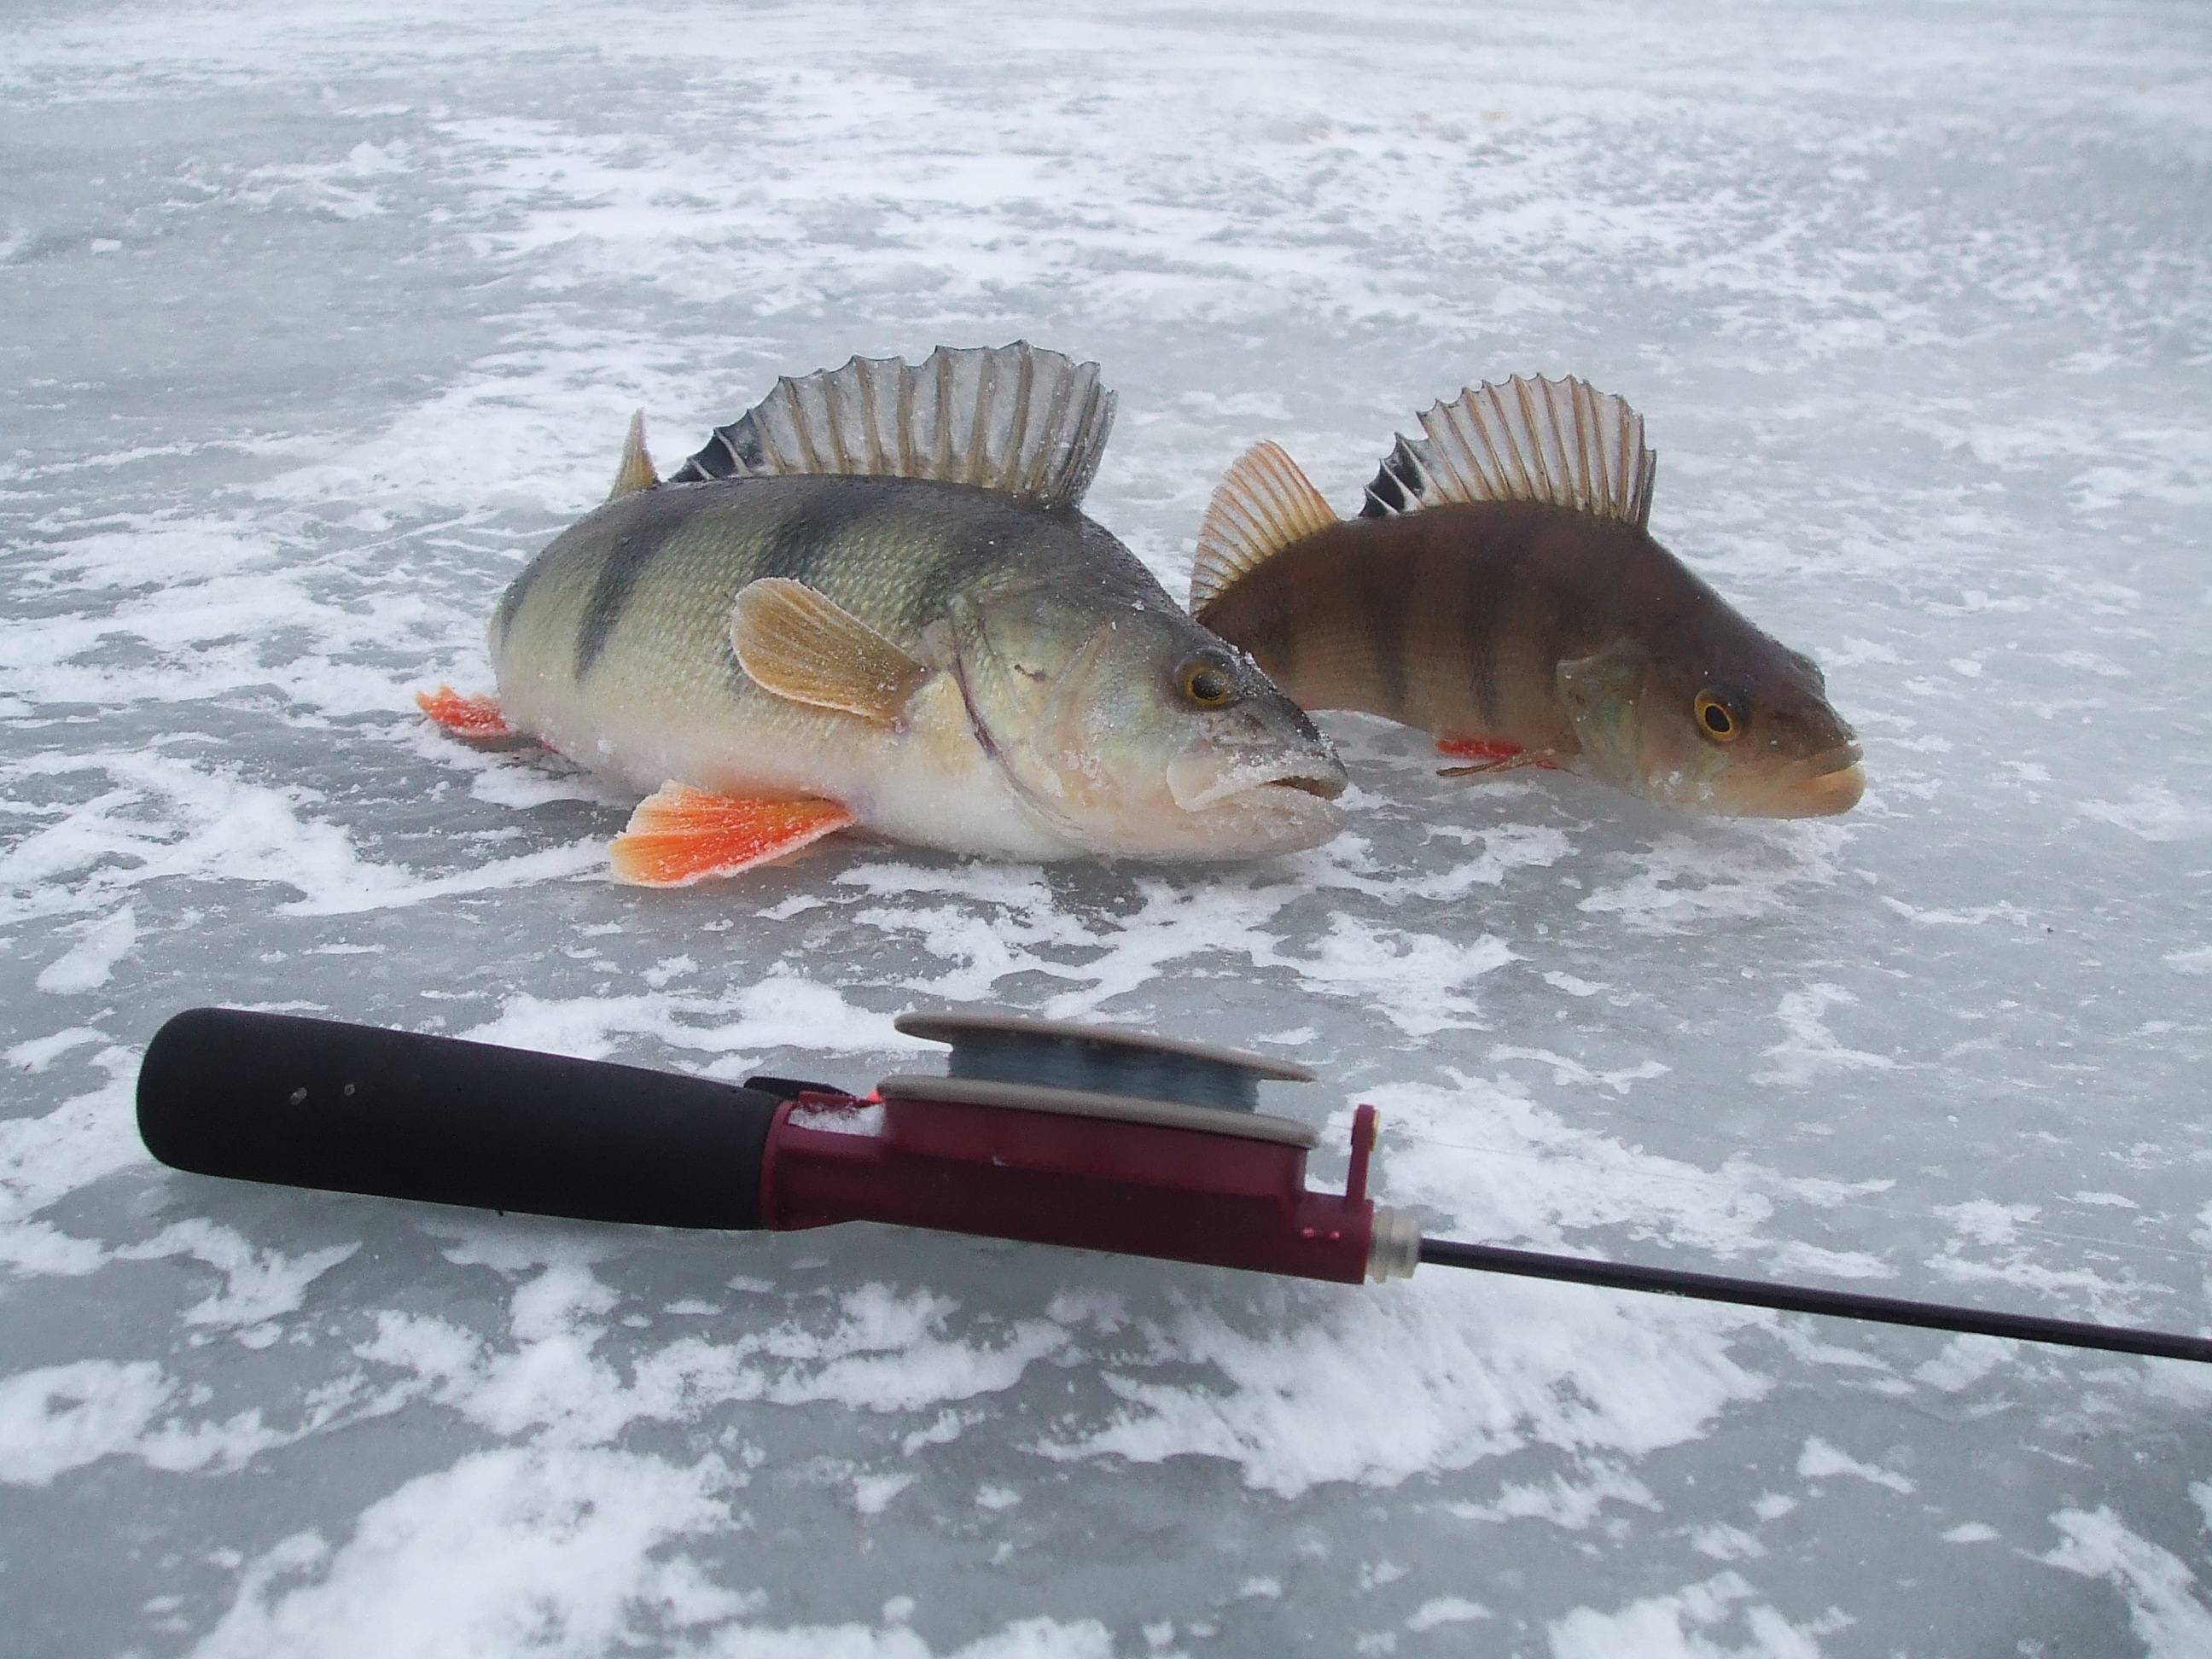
left=3, top=0, right=2209, bottom=1654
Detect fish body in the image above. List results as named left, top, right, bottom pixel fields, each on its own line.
left=426, top=345, right=1346, bottom=882
left=1190, top=378, right=1864, bottom=818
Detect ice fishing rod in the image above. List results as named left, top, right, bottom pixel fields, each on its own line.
left=135, top=1006, right=2212, bottom=1365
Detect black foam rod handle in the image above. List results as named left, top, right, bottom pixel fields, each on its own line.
left=138, top=1008, right=788, bottom=1231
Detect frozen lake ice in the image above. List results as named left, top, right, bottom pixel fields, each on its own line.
left=3, top=1, right=2209, bottom=1653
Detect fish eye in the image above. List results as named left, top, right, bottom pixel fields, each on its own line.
left=1178, top=657, right=1241, bottom=709
left=1694, top=690, right=1744, bottom=742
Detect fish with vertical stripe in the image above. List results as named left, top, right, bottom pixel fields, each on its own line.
left=420, top=344, right=1346, bottom=885
left=1190, top=375, right=1865, bottom=819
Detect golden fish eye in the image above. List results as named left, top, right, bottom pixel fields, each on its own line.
left=1179, top=660, right=1239, bottom=708
left=1694, top=691, right=1743, bottom=742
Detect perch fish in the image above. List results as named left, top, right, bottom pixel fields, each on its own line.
left=1187, top=376, right=1865, bottom=818
left=418, top=343, right=1346, bottom=884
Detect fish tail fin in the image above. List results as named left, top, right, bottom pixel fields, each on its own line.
left=1189, top=441, right=1337, bottom=618
left=608, top=410, right=659, bottom=500
left=668, top=342, right=1116, bottom=509
left=1361, top=375, right=1656, bottom=527
left=415, top=684, right=509, bottom=738
left=608, top=784, right=853, bottom=887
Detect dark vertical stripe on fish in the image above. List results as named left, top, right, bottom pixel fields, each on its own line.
left=1364, top=552, right=1412, bottom=720
left=755, top=483, right=889, bottom=591
left=493, top=551, right=550, bottom=649
left=1275, top=589, right=1305, bottom=690
left=1250, top=580, right=1299, bottom=685
left=1455, top=527, right=1503, bottom=725
left=575, top=509, right=691, bottom=680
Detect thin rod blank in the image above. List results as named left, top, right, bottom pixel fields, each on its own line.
left=1418, top=1237, right=2212, bottom=1365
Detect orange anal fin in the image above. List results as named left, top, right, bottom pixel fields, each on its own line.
left=608, top=784, right=853, bottom=888
left=1435, top=736, right=1560, bottom=777
left=416, top=684, right=510, bottom=738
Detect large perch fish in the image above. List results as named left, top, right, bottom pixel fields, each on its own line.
left=418, top=344, right=1346, bottom=884
left=1188, top=376, right=1865, bottom=818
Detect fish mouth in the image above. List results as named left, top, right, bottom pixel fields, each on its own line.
left=1766, top=742, right=1866, bottom=818
left=1167, top=753, right=1348, bottom=812
left=1157, top=747, right=1348, bottom=856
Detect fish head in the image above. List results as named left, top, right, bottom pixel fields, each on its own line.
left=1558, top=620, right=1864, bottom=819
left=950, top=585, right=1347, bottom=858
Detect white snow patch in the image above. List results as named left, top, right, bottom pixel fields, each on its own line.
left=1547, top=1572, right=1842, bottom=1658
left=119, top=1219, right=358, bottom=1334
left=0, top=1058, right=142, bottom=1276
left=1941, top=1523, right=1999, bottom=1543
left=1268, top=916, right=1516, bottom=1036
left=5, top=1025, right=108, bottom=1071
left=1041, top=1272, right=1767, bottom=1497
left=34, top=905, right=137, bottom=993
left=1911, top=1336, right=2009, bottom=1393
left=189, top=1447, right=747, bottom=1657
left=1755, top=984, right=1897, bottom=1088
left=2042, top=1507, right=2212, bottom=1657
left=1796, top=1438, right=1913, bottom=1494
left=459, top=974, right=926, bottom=1067
left=1577, top=825, right=1847, bottom=933
left=2077, top=786, right=2199, bottom=843
left=357, top=1277, right=1071, bottom=1446
left=853, top=1470, right=917, bottom=1516
left=0, top=748, right=600, bottom=927
left=1405, top=1596, right=1490, bottom=1631
left=0, top=1359, right=172, bottom=1487
left=1689, top=1524, right=1766, bottom=1561
left=1446, top=1464, right=1656, bottom=1530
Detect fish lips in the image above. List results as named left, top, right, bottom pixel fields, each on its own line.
left=1772, top=743, right=1866, bottom=817
left=1165, top=742, right=1349, bottom=829
left=1730, top=741, right=1866, bottom=818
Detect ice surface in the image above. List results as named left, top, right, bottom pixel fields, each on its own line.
left=3, top=0, right=2209, bottom=1653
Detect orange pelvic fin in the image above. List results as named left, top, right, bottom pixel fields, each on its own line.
left=416, top=684, right=510, bottom=738
left=608, top=783, right=853, bottom=887
left=1436, top=736, right=1559, bottom=777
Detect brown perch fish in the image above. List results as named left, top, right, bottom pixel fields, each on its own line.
left=1188, top=375, right=1865, bottom=818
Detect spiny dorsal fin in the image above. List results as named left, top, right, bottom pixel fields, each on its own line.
left=608, top=410, right=659, bottom=500
left=670, top=342, right=1116, bottom=509
left=729, top=577, right=930, bottom=725
left=1189, top=442, right=1338, bottom=617
left=1359, top=375, right=1656, bottom=529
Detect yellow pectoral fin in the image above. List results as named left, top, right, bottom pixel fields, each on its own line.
left=729, top=578, right=931, bottom=724
left=608, top=784, right=853, bottom=887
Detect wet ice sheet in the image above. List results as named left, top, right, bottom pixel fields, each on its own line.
left=3, top=0, right=2210, bottom=1653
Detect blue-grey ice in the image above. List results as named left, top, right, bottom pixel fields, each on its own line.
left=3, top=2, right=2209, bottom=1654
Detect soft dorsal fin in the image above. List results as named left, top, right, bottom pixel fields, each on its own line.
left=1359, top=375, right=1657, bottom=529
left=1189, top=442, right=1338, bottom=617
left=669, top=342, right=1116, bottom=509
left=608, top=410, right=659, bottom=499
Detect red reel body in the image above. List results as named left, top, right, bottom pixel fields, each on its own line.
left=765, top=1086, right=1397, bottom=1284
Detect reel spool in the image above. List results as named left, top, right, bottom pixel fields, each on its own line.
left=881, top=1011, right=1318, bottom=1147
